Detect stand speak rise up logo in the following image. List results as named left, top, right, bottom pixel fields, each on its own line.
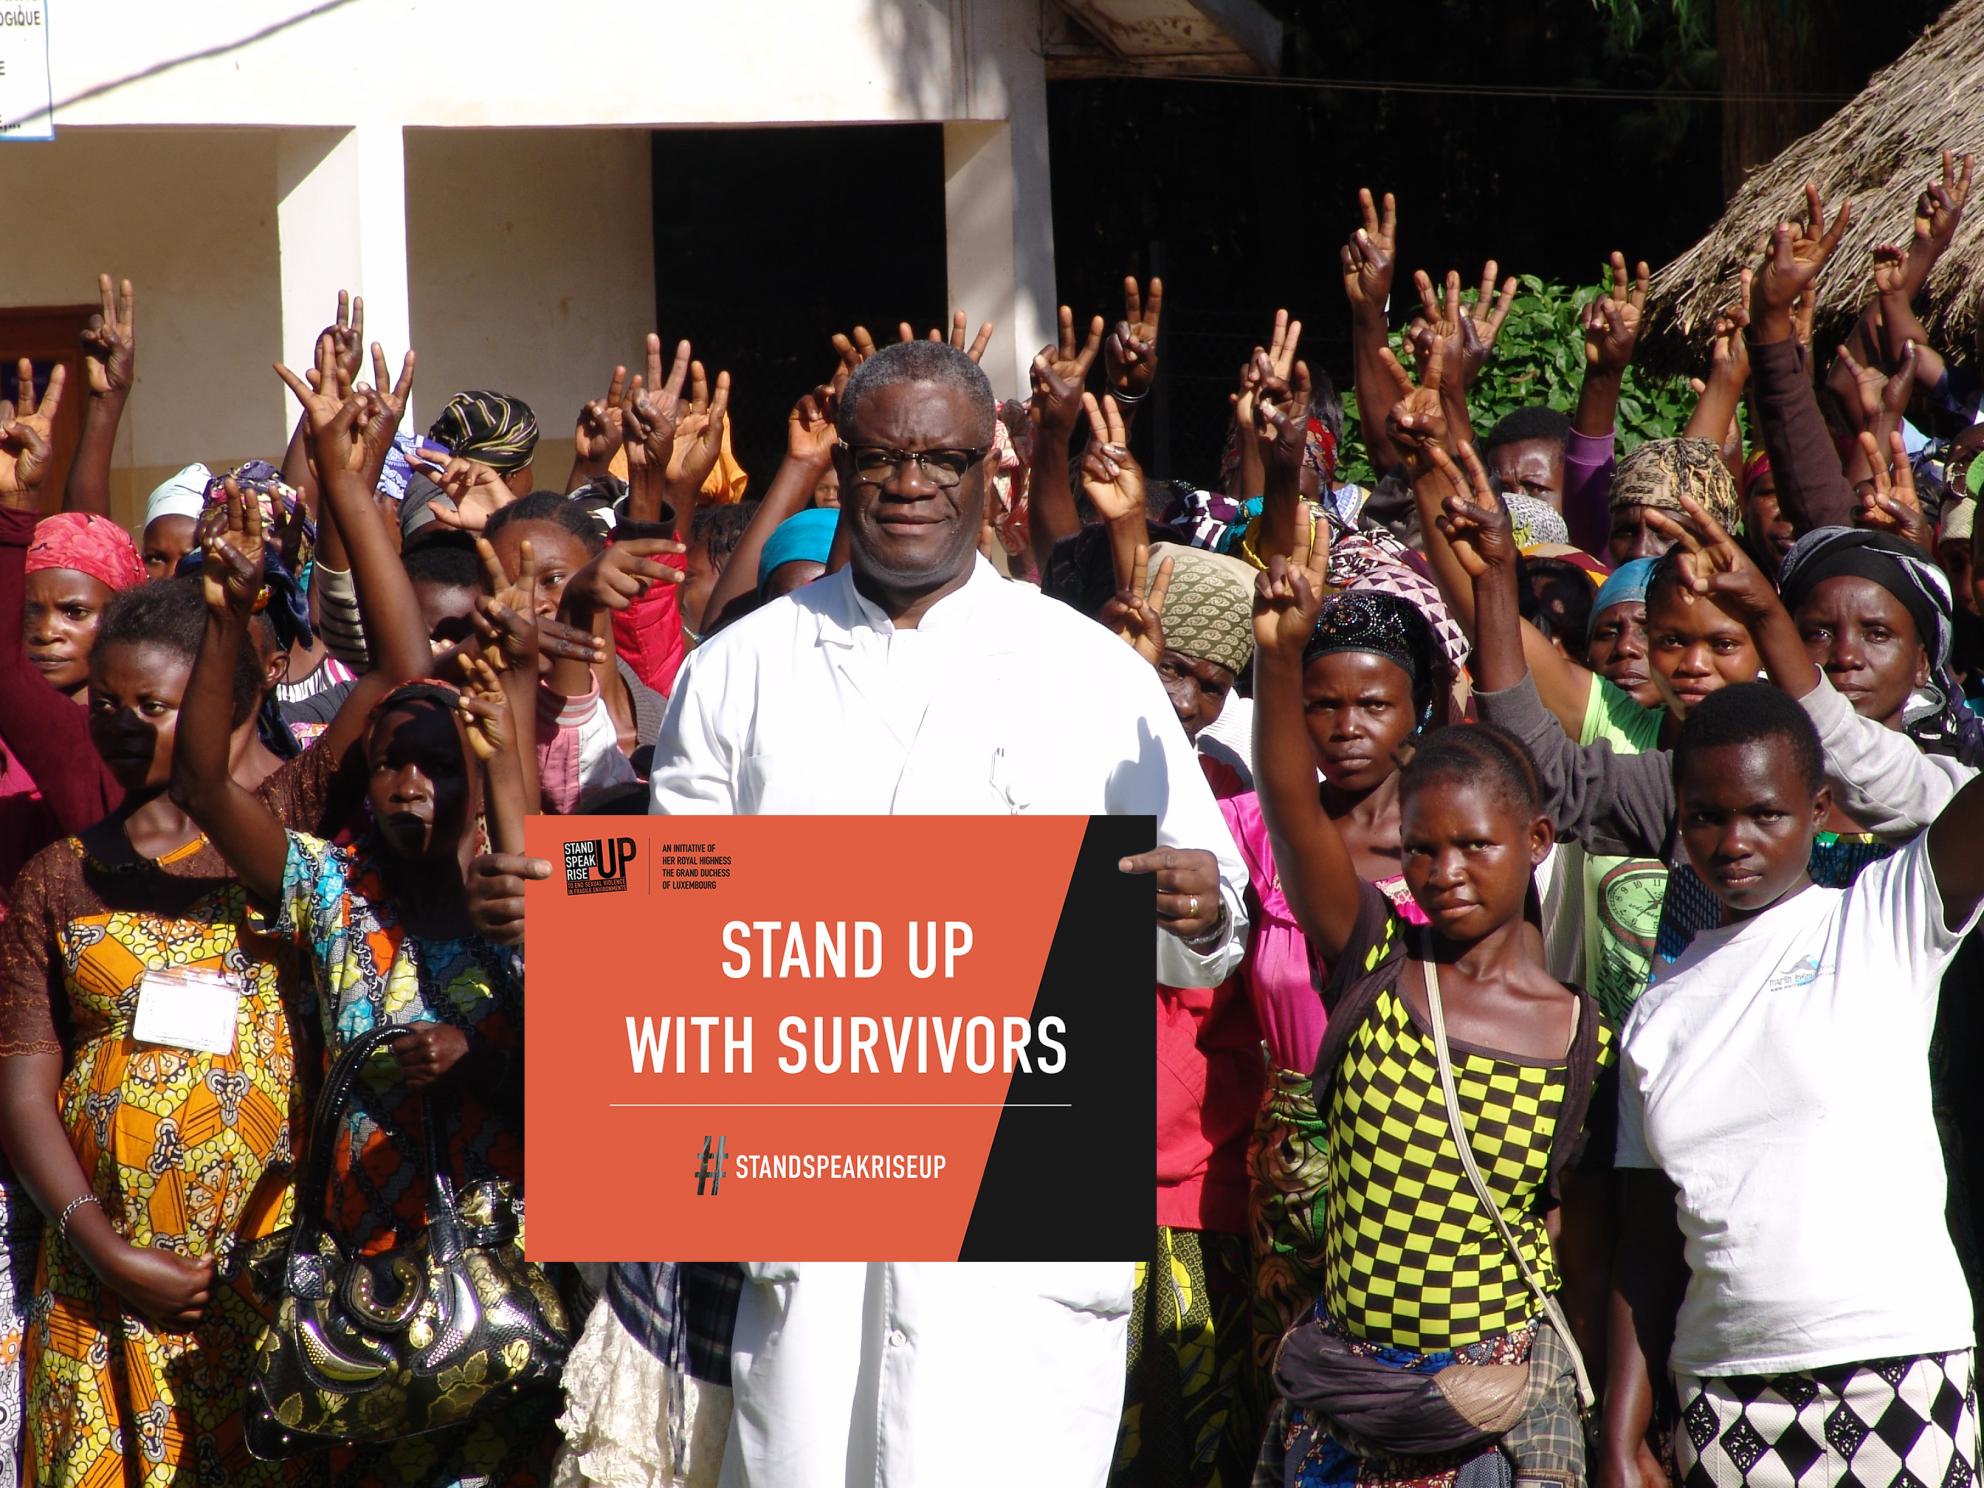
left=562, top=836, right=637, bottom=896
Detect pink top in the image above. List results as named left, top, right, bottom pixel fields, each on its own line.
left=1217, top=791, right=1427, bottom=1073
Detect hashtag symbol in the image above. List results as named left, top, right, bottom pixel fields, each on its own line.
left=694, top=1135, right=728, bottom=1196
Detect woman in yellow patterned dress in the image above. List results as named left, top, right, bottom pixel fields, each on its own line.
left=0, top=568, right=400, bottom=1487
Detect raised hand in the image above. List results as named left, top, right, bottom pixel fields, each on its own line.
left=1106, top=276, right=1162, bottom=400
left=1249, top=349, right=1313, bottom=483
left=1853, top=429, right=1929, bottom=549
left=1642, top=490, right=1778, bottom=625
left=275, top=336, right=366, bottom=478
left=1708, top=272, right=1753, bottom=386
left=1754, top=182, right=1852, bottom=326
left=326, top=289, right=365, bottom=389
left=0, top=359, right=64, bottom=500
left=201, top=479, right=266, bottom=617
left=356, top=341, right=415, bottom=474
left=1911, top=150, right=1975, bottom=272
left=1379, top=341, right=1448, bottom=473
left=1463, top=260, right=1519, bottom=369
left=665, top=364, right=733, bottom=504
left=456, top=652, right=516, bottom=763
left=1253, top=549, right=1327, bottom=662
left=787, top=385, right=838, bottom=465
left=417, top=454, right=514, bottom=532
left=829, top=325, right=882, bottom=374
left=1030, top=306, right=1104, bottom=438
left=1340, top=187, right=1397, bottom=315
left=1078, top=392, right=1146, bottom=523
left=1584, top=251, right=1650, bottom=374
left=900, top=312, right=994, bottom=363
left=574, top=366, right=628, bottom=468
left=80, top=274, right=136, bottom=398
left=1427, top=443, right=1518, bottom=578
left=1100, top=543, right=1173, bottom=664
left=1230, top=309, right=1301, bottom=441
left=563, top=537, right=688, bottom=616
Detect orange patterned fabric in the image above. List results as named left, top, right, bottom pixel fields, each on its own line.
left=0, top=836, right=320, bottom=1486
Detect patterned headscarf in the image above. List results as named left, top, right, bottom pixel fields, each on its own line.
left=26, top=512, right=146, bottom=592
left=1777, top=526, right=1982, bottom=765
left=1608, top=436, right=1741, bottom=533
left=1303, top=589, right=1441, bottom=731
left=428, top=391, right=539, bottom=473
left=1505, top=492, right=1570, bottom=549
left=1146, top=542, right=1255, bottom=676
left=1741, top=449, right=1772, bottom=499
left=193, top=468, right=315, bottom=650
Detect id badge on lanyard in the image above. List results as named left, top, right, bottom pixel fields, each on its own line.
left=132, top=967, right=242, bottom=1056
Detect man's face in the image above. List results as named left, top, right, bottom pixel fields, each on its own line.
left=1490, top=439, right=1565, bottom=511
left=835, top=382, right=989, bottom=595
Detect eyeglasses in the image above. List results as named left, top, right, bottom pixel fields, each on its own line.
left=837, top=441, right=989, bottom=489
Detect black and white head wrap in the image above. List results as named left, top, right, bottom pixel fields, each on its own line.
left=1778, top=526, right=1983, bottom=763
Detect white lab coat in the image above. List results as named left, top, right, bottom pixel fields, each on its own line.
left=648, top=558, right=1249, bottom=1488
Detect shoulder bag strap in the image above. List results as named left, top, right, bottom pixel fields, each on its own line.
left=1422, top=958, right=1595, bottom=1411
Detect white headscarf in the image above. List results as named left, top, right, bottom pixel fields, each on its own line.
left=144, top=463, right=213, bottom=528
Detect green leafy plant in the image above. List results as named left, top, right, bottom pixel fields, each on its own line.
left=1339, top=269, right=1702, bottom=485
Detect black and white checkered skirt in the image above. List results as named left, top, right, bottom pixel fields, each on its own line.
left=1676, top=1349, right=1978, bottom=1488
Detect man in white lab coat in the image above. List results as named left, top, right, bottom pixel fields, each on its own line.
left=646, top=340, right=1249, bottom=1488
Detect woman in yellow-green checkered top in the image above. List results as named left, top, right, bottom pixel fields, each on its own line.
left=1252, top=551, right=1615, bottom=1488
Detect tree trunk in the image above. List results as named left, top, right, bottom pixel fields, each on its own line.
left=1717, top=0, right=1856, bottom=195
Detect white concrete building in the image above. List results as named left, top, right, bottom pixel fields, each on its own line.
left=1, top=0, right=1276, bottom=530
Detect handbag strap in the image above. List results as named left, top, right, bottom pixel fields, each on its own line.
left=1421, top=958, right=1595, bottom=1411
left=286, top=1023, right=455, bottom=1277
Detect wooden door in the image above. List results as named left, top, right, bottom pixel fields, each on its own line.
left=0, top=307, right=91, bottom=513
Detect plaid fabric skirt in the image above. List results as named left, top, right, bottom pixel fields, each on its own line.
left=1675, top=1349, right=1979, bottom=1488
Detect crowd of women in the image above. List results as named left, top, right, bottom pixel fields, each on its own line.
left=0, top=150, right=1982, bottom=1488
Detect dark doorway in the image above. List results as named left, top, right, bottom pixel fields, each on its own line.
left=652, top=124, right=948, bottom=489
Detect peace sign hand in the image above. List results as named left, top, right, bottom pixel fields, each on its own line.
left=575, top=366, right=628, bottom=466
left=1341, top=187, right=1397, bottom=314
left=1427, top=444, right=1518, bottom=579
left=1379, top=341, right=1448, bottom=475
left=81, top=274, right=136, bottom=397
left=1249, top=350, right=1313, bottom=482
left=1853, top=429, right=1930, bottom=550
left=1642, top=490, right=1779, bottom=626
left=1583, top=251, right=1650, bottom=374
left=1078, top=392, right=1145, bottom=523
left=0, top=359, right=64, bottom=501
left=1107, top=276, right=1162, bottom=399
left=1099, top=544, right=1174, bottom=665
left=1755, top=182, right=1852, bottom=320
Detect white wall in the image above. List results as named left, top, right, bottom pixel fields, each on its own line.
left=46, top=0, right=1030, bottom=130
left=0, top=128, right=283, bottom=528
left=404, top=128, right=656, bottom=487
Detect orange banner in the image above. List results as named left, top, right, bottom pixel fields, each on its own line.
left=523, top=815, right=1154, bottom=1261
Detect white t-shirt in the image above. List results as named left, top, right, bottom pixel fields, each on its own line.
left=1616, top=831, right=1980, bottom=1376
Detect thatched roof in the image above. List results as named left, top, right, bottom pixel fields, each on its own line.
left=1648, top=0, right=1984, bottom=362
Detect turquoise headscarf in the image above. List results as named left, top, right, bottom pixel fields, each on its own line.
left=1587, top=557, right=1657, bottom=642
left=757, top=508, right=840, bottom=596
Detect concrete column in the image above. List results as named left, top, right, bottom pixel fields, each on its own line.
left=944, top=116, right=1055, bottom=402
left=274, top=124, right=412, bottom=439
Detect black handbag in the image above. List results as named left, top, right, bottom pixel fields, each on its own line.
left=244, top=1024, right=573, bottom=1460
